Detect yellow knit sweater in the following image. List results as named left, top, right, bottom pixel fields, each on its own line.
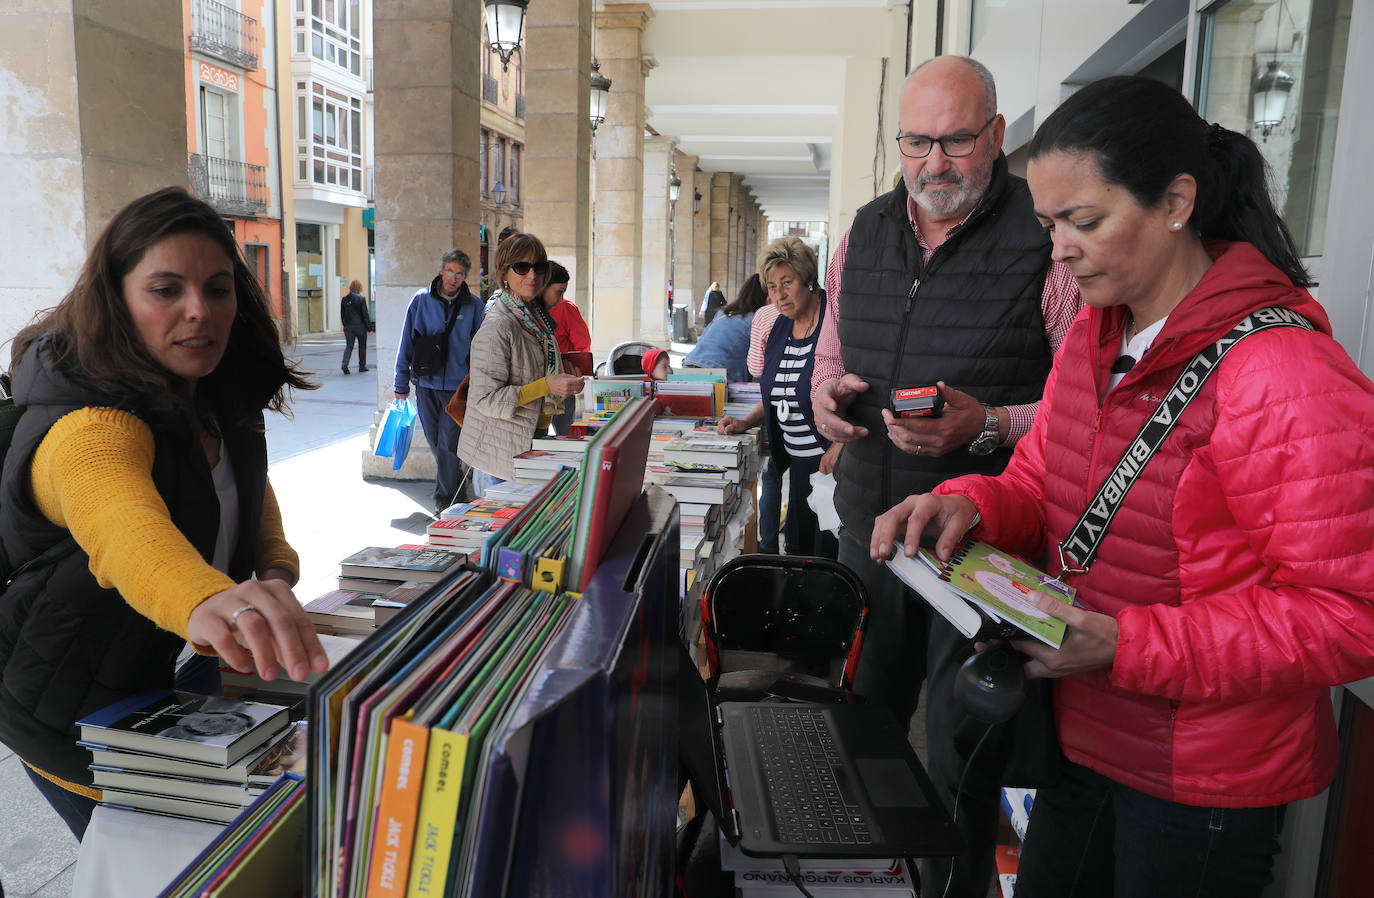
left=24, top=407, right=299, bottom=799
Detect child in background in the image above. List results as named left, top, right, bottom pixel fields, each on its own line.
left=642, top=348, right=672, bottom=381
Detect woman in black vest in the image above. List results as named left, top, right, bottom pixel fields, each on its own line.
left=719, top=238, right=839, bottom=557
left=0, top=187, right=329, bottom=838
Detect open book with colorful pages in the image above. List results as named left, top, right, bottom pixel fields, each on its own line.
left=885, top=539, right=1075, bottom=648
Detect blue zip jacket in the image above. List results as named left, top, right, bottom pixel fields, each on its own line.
left=394, top=276, right=484, bottom=394
left=682, top=311, right=754, bottom=383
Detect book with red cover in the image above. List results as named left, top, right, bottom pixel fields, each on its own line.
left=566, top=397, right=657, bottom=592
left=653, top=393, right=714, bottom=418
left=562, top=351, right=594, bottom=375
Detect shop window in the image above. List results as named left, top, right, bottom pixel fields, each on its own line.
left=970, top=0, right=1009, bottom=50
left=1195, top=0, right=1353, bottom=260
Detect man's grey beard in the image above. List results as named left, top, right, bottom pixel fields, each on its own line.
left=905, top=146, right=995, bottom=217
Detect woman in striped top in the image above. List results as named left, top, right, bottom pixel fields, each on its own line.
left=718, top=237, right=839, bottom=557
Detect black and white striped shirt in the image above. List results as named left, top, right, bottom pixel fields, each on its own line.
left=769, top=334, right=825, bottom=460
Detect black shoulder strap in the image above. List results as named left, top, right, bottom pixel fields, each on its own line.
left=1055, top=306, right=1314, bottom=577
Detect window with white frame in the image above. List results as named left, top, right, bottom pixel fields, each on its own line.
left=200, top=86, right=233, bottom=160
left=295, top=0, right=362, bottom=77
left=294, top=79, right=364, bottom=193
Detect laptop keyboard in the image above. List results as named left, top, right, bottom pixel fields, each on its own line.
left=751, top=706, right=872, bottom=845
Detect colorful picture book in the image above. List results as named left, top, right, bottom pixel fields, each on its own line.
left=886, top=539, right=1075, bottom=648
left=77, top=691, right=290, bottom=766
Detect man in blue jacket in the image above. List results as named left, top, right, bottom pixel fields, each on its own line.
left=394, top=249, right=484, bottom=513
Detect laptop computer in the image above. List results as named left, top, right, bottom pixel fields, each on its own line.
left=678, top=645, right=963, bottom=860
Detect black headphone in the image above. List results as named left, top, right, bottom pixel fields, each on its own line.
left=953, top=642, right=1026, bottom=723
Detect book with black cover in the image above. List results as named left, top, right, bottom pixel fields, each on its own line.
left=77, top=691, right=289, bottom=766
left=338, top=546, right=465, bottom=583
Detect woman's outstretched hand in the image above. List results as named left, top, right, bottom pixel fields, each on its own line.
left=187, top=575, right=330, bottom=682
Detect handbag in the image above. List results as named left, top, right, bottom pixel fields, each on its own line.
left=445, top=375, right=471, bottom=427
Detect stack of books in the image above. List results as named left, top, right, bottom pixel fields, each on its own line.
left=77, top=690, right=303, bottom=824
left=510, top=448, right=584, bottom=483
left=428, top=498, right=524, bottom=552
left=337, top=544, right=466, bottom=593
left=301, top=589, right=378, bottom=636
left=725, top=381, right=762, bottom=419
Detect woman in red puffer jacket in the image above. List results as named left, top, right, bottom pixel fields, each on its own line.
left=870, top=76, right=1374, bottom=898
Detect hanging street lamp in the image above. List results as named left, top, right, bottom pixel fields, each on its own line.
left=589, top=61, right=612, bottom=131
left=484, top=0, right=528, bottom=72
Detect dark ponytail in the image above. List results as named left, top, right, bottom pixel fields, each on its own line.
left=1028, top=76, right=1310, bottom=287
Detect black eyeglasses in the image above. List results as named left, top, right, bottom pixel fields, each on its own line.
left=895, top=116, right=996, bottom=159
left=509, top=260, right=550, bottom=276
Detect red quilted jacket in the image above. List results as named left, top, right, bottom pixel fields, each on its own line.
left=938, top=242, right=1374, bottom=807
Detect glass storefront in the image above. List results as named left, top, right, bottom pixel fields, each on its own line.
left=1195, top=0, right=1353, bottom=261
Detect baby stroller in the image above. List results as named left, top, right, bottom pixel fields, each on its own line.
left=596, top=340, right=662, bottom=376
left=698, top=553, right=868, bottom=704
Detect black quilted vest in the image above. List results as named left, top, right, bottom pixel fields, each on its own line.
left=835, top=156, right=1053, bottom=539
left=0, top=336, right=267, bottom=785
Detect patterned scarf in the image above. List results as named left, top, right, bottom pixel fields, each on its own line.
left=497, top=289, right=564, bottom=417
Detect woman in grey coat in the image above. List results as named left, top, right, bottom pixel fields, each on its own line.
left=457, top=232, right=584, bottom=491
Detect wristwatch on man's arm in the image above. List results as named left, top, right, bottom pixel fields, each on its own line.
left=967, top=404, right=1001, bottom=457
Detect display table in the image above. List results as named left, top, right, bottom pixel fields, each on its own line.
left=73, top=805, right=221, bottom=898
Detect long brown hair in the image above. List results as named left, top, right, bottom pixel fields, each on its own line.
left=11, top=186, right=314, bottom=426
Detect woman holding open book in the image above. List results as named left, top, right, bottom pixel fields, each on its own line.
left=458, top=231, right=584, bottom=493
left=869, top=77, right=1374, bottom=897
left=0, top=187, right=330, bottom=839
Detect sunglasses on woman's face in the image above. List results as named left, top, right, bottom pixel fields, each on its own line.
left=509, top=260, right=550, bottom=276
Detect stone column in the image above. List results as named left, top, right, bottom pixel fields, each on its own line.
left=639, top=133, right=674, bottom=345
left=709, top=171, right=731, bottom=303
left=523, top=0, right=592, bottom=314
left=590, top=3, right=653, bottom=354
left=672, top=151, right=698, bottom=327
left=368, top=0, right=481, bottom=478
left=829, top=56, right=886, bottom=237
left=726, top=174, right=743, bottom=297
left=0, top=0, right=185, bottom=338
left=692, top=168, right=712, bottom=323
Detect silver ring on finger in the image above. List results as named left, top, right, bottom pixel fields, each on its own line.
left=229, top=604, right=258, bottom=629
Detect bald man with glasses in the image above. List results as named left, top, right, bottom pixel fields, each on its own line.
left=811, top=56, right=1081, bottom=898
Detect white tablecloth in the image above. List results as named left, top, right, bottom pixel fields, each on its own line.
left=73, top=805, right=222, bottom=898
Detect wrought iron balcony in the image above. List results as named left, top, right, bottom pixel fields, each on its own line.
left=188, top=153, right=269, bottom=218
left=483, top=74, right=499, bottom=104
left=190, top=0, right=260, bottom=71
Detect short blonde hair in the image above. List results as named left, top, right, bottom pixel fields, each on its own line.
left=758, top=237, right=818, bottom=289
